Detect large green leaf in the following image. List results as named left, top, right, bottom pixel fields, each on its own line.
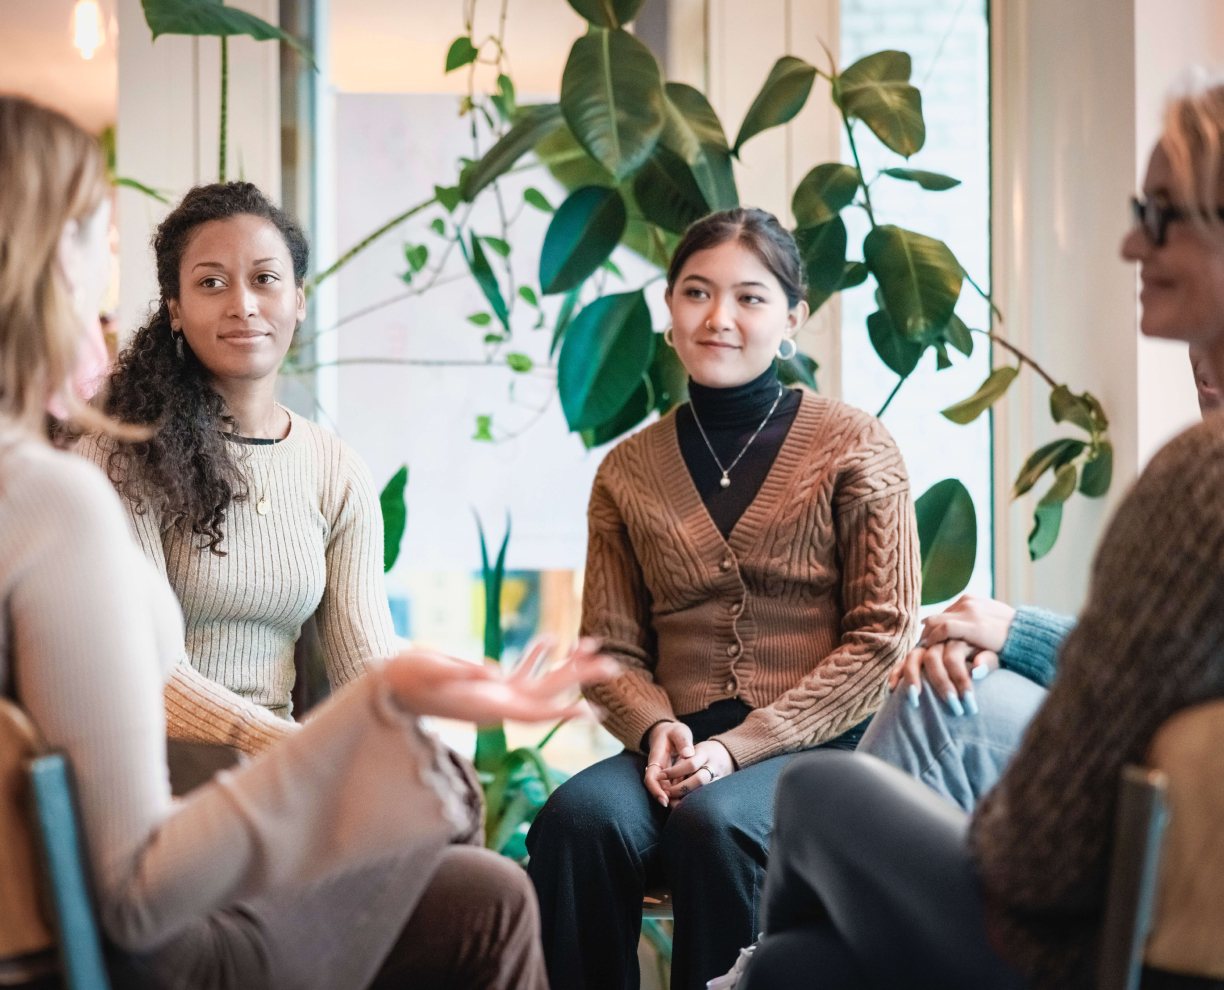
left=140, top=0, right=314, bottom=65
left=1049, top=384, right=1097, bottom=433
left=1080, top=441, right=1113, bottom=497
left=834, top=50, right=924, bottom=157
left=558, top=291, right=655, bottom=430
left=943, top=314, right=974, bottom=357
left=1028, top=463, right=1077, bottom=560
left=379, top=466, right=409, bottom=573
left=461, top=234, right=510, bottom=333
left=566, top=0, right=646, bottom=27
left=778, top=351, right=820, bottom=391
left=649, top=342, right=689, bottom=413
left=733, top=56, right=817, bottom=154
left=581, top=375, right=654, bottom=448
left=560, top=28, right=665, bottom=181
left=792, top=163, right=860, bottom=226
left=795, top=219, right=849, bottom=296
left=867, top=309, right=924, bottom=378
left=940, top=366, right=1018, bottom=424
left=880, top=167, right=960, bottom=190
left=915, top=478, right=977, bottom=605
left=461, top=104, right=564, bottom=201
left=1012, top=438, right=1086, bottom=498
left=632, top=144, right=710, bottom=234
left=539, top=186, right=627, bottom=295
left=864, top=225, right=963, bottom=340
left=662, top=83, right=738, bottom=210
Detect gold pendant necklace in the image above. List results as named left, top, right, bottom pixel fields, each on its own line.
left=689, top=385, right=784, bottom=489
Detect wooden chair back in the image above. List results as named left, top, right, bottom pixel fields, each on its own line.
left=1144, top=699, right=1224, bottom=978
left=0, top=698, right=57, bottom=983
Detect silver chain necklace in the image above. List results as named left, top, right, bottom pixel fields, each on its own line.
left=689, top=384, right=785, bottom=489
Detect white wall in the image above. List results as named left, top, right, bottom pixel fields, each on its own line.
left=991, top=0, right=1224, bottom=613
left=115, top=1, right=281, bottom=341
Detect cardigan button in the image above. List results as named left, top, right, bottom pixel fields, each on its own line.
left=720, top=556, right=732, bottom=571
left=724, top=679, right=736, bottom=694
left=730, top=600, right=743, bottom=615
left=727, top=643, right=741, bottom=657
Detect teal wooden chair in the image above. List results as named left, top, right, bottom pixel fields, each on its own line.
left=0, top=699, right=111, bottom=990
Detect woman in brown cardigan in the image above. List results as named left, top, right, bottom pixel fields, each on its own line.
left=527, top=208, right=920, bottom=990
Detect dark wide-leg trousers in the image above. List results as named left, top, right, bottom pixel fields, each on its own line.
left=526, top=701, right=865, bottom=990
left=740, top=750, right=1027, bottom=990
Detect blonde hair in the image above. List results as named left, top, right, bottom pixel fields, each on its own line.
left=1162, top=74, right=1224, bottom=244
left=0, top=95, right=131, bottom=438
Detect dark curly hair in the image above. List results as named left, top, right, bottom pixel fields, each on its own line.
left=100, top=182, right=309, bottom=555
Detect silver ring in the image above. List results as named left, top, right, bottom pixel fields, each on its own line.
left=645, top=763, right=661, bottom=772
left=698, top=766, right=715, bottom=782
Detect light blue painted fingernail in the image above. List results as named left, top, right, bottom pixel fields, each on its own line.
left=962, top=690, right=979, bottom=716
left=907, top=684, right=921, bottom=709
left=943, top=690, right=965, bottom=717
left=971, top=663, right=990, bottom=681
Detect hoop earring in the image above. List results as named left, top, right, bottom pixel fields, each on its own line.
left=663, top=326, right=675, bottom=348
left=776, top=337, right=797, bottom=361
left=172, top=330, right=185, bottom=361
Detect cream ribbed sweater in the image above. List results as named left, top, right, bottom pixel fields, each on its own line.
left=582, top=391, right=920, bottom=768
left=77, top=410, right=397, bottom=755
left=0, top=429, right=464, bottom=965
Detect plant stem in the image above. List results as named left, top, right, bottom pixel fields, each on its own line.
left=308, top=195, right=439, bottom=291
left=842, top=116, right=876, bottom=227
left=219, top=36, right=229, bottom=182
left=971, top=328, right=1058, bottom=389
left=962, top=268, right=1003, bottom=322
left=536, top=719, right=567, bottom=750
left=876, top=373, right=907, bottom=417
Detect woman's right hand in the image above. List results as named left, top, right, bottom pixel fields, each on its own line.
left=384, top=637, right=620, bottom=724
left=643, top=720, right=695, bottom=808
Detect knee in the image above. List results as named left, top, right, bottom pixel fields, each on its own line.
left=773, top=751, right=867, bottom=830
left=435, top=846, right=538, bottom=928
left=661, top=783, right=742, bottom=859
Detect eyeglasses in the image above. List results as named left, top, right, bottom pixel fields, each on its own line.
left=1130, top=195, right=1224, bottom=247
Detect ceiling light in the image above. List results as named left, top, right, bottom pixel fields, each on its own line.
left=72, top=0, right=105, bottom=61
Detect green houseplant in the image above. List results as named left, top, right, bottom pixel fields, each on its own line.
left=137, top=0, right=1112, bottom=602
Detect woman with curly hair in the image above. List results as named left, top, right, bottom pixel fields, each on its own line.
left=79, top=182, right=411, bottom=770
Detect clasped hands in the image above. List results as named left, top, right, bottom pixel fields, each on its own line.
left=887, top=594, right=1014, bottom=717
left=643, top=720, right=735, bottom=808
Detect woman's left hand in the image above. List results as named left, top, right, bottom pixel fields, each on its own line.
left=660, top=739, right=735, bottom=802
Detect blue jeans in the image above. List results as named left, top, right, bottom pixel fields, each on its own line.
left=857, top=669, right=1048, bottom=811
left=526, top=700, right=866, bottom=990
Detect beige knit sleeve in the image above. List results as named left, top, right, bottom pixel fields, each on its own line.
left=315, top=438, right=398, bottom=687
left=714, top=416, right=920, bottom=767
left=73, top=434, right=298, bottom=756
left=580, top=457, right=677, bottom=752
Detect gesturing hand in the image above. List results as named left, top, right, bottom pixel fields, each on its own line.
left=384, top=637, right=620, bottom=725
left=660, top=740, right=735, bottom=804
left=643, top=721, right=694, bottom=808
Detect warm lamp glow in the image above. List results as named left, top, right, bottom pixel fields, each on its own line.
left=72, top=0, right=105, bottom=61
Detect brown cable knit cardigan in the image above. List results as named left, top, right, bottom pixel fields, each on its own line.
left=972, top=416, right=1224, bottom=988
left=582, top=390, right=920, bottom=768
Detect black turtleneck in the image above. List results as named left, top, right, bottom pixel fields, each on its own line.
left=675, top=366, right=802, bottom=538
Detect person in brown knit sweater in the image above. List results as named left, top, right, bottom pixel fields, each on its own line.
left=526, top=208, right=920, bottom=990
left=739, top=78, right=1224, bottom=990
